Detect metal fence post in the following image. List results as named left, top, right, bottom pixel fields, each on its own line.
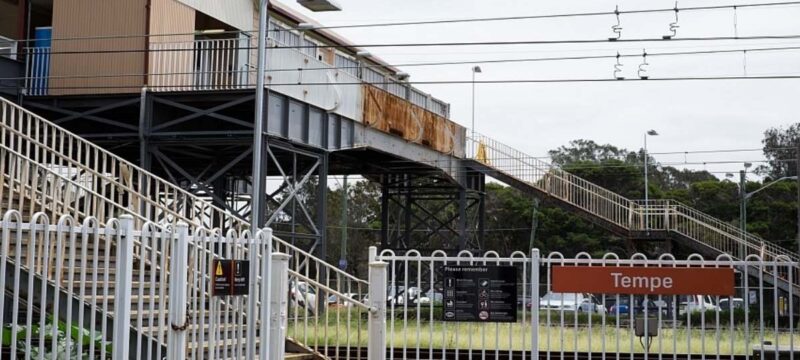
left=269, top=252, right=290, bottom=360
left=259, top=228, right=274, bottom=360
left=247, top=229, right=261, bottom=360
left=112, top=215, right=135, bottom=360
left=368, top=246, right=377, bottom=263
left=368, top=260, right=388, bottom=360
left=531, top=248, right=540, bottom=358
left=167, top=222, right=189, bottom=360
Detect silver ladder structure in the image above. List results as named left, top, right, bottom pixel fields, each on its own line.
left=0, top=96, right=371, bottom=359
left=466, top=133, right=800, bottom=295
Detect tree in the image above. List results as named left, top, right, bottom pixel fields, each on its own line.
left=761, top=123, right=800, bottom=178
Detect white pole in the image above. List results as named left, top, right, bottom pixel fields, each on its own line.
left=259, top=228, right=274, bottom=360
left=167, top=221, right=189, bottom=360
left=269, top=252, right=290, bottom=360
left=471, top=70, right=476, bottom=140
left=112, top=215, right=135, bottom=360
left=644, top=133, right=649, bottom=230
left=368, top=260, right=388, bottom=360
left=530, top=248, right=540, bottom=358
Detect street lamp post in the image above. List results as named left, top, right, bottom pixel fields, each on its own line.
left=728, top=168, right=798, bottom=258
left=471, top=66, right=481, bottom=140
left=643, top=130, right=658, bottom=230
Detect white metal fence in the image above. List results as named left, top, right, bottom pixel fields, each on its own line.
left=0, top=210, right=287, bottom=360
left=372, top=248, right=799, bottom=360
left=16, top=31, right=452, bottom=118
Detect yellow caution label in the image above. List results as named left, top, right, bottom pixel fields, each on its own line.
left=476, top=142, right=489, bottom=164
left=215, top=261, right=224, bottom=276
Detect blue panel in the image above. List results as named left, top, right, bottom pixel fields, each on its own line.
left=31, top=27, right=52, bottom=95
left=34, top=27, right=52, bottom=48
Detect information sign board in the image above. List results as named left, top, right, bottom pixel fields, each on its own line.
left=441, top=265, right=517, bottom=322
left=212, top=260, right=250, bottom=296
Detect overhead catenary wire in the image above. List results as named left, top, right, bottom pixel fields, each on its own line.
left=5, top=44, right=800, bottom=82
left=4, top=74, right=800, bottom=92
left=12, top=1, right=800, bottom=43
left=23, top=34, right=800, bottom=56
left=284, top=1, right=800, bottom=31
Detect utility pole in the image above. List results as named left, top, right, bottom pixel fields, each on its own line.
left=339, top=175, right=348, bottom=271
left=251, top=0, right=270, bottom=228
left=796, top=142, right=800, bottom=258
left=739, top=169, right=746, bottom=259
left=529, top=198, right=540, bottom=251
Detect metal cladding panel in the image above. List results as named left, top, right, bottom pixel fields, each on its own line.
left=50, top=0, right=147, bottom=95
left=288, top=99, right=305, bottom=142
left=177, top=0, right=253, bottom=30
left=362, top=85, right=465, bottom=157
left=308, top=107, right=325, bottom=147
left=148, top=0, right=196, bottom=90
left=267, top=43, right=363, bottom=122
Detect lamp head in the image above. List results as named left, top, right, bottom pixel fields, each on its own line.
left=646, top=130, right=659, bottom=136
left=296, top=23, right=316, bottom=30
left=472, top=66, right=482, bottom=73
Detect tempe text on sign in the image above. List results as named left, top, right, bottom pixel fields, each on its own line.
left=551, top=266, right=734, bottom=296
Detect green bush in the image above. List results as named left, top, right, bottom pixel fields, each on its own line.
left=686, top=308, right=795, bottom=327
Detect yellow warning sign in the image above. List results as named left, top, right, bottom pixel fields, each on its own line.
left=476, top=142, right=489, bottom=164
left=216, top=261, right=224, bottom=276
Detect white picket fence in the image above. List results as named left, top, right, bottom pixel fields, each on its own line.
left=372, top=248, right=799, bottom=360
left=0, top=210, right=287, bottom=360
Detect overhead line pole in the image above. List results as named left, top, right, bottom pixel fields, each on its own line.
left=252, top=0, right=269, bottom=229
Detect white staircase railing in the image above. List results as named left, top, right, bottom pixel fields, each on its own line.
left=467, top=133, right=799, bottom=266
left=1, top=96, right=371, bottom=357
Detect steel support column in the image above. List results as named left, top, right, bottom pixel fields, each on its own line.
left=379, top=171, right=485, bottom=254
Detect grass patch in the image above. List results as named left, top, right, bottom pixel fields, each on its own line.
left=286, top=309, right=798, bottom=355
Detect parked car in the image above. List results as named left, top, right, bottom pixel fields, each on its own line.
left=518, top=295, right=532, bottom=309
left=678, top=295, right=721, bottom=315
left=640, top=299, right=672, bottom=316
left=387, top=286, right=424, bottom=306
left=327, top=293, right=361, bottom=308
left=539, top=292, right=585, bottom=312
left=414, top=289, right=444, bottom=305
left=578, top=294, right=606, bottom=314
left=608, top=297, right=631, bottom=315
left=718, top=298, right=745, bottom=311
left=289, top=281, right=317, bottom=314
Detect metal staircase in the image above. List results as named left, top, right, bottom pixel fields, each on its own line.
left=0, top=96, right=370, bottom=359
left=466, top=133, right=800, bottom=295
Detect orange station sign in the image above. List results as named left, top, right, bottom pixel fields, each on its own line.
left=551, top=266, right=735, bottom=296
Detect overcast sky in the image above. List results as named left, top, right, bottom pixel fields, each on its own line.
left=282, top=0, right=800, bottom=179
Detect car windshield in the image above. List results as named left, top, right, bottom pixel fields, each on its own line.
left=541, top=293, right=577, bottom=302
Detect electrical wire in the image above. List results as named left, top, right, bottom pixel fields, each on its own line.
left=4, top=74, right=800, bottom=92
left=12, top=1, right=800, bottom=43
left=5, top=44, right=800, bottom=83
left=23, top=35, right=800, bottom=56
left=282, top=1, right=800, bottom=31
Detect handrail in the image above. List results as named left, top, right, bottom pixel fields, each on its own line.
left=466, top=132, right=800, bottom=266
left=288, top=269, right=372, bottom=312
left=0, top=95, right=368, bottom=285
